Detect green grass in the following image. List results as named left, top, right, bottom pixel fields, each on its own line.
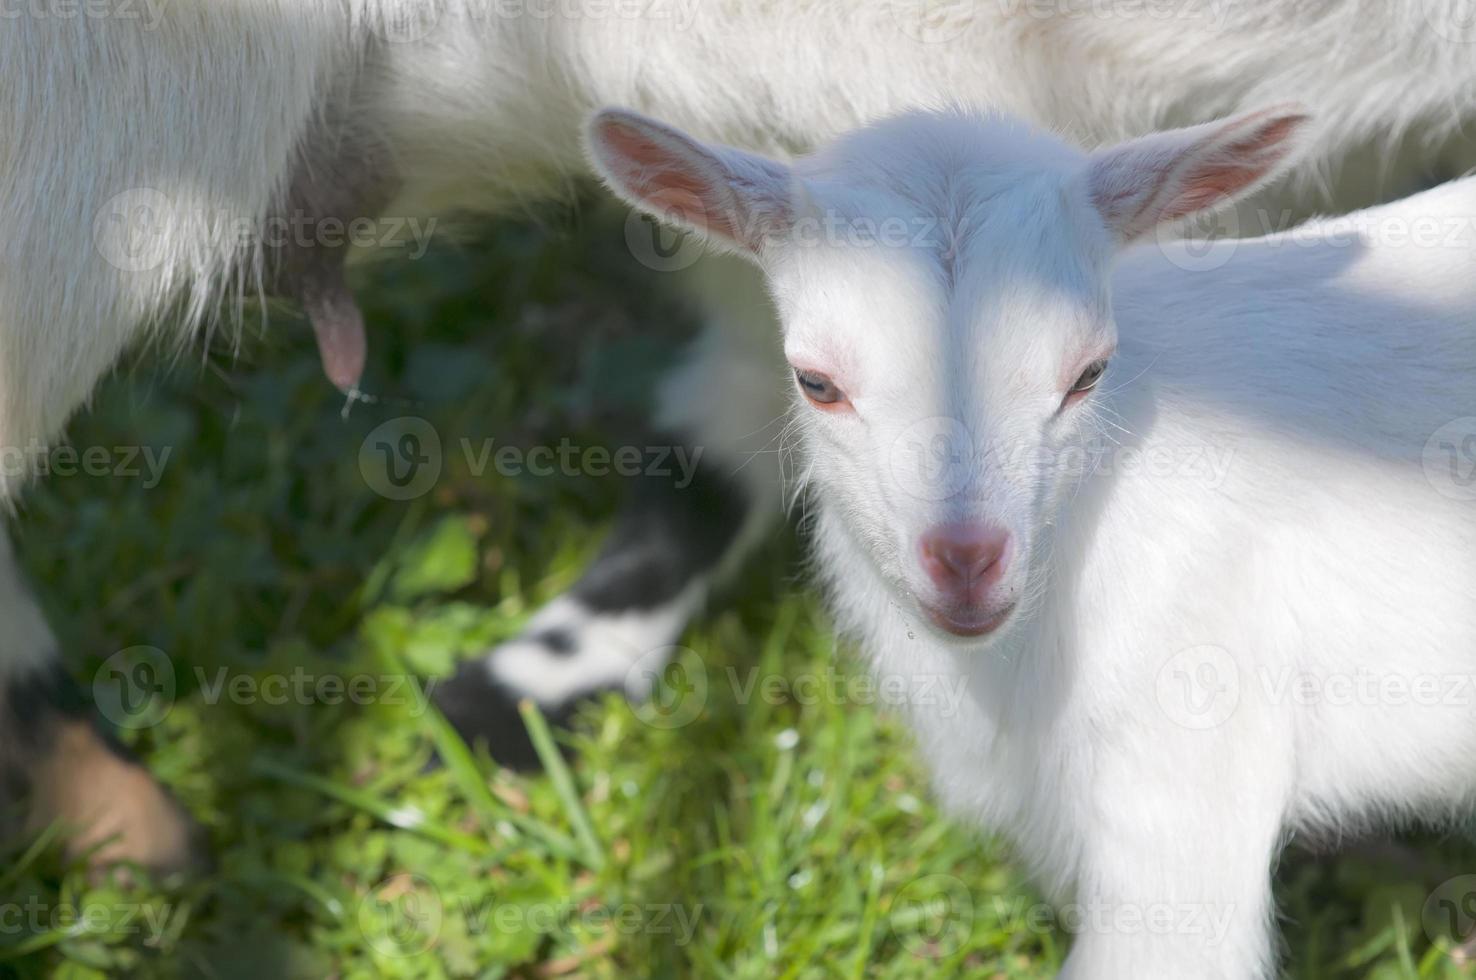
left=2, top=204, right=1474, bottom=978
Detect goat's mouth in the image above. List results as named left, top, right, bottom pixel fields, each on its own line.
left=921, top=601, right=1017, bottom=639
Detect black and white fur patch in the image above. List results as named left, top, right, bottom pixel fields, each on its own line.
left=434, top=437, right=751, bottom=765
left=435, top=268, right=792, bottom=765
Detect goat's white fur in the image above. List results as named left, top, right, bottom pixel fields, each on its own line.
left=585, top=104, right=1476, bottom=978
left=4, top=0, right=1476, bottom=908
left=6, top=1, right=1476, bottom=505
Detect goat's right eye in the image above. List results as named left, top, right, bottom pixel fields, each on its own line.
left=794, top=368, right=846, bottom=407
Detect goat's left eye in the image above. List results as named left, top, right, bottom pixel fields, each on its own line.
left=1068, top=359, right=1108, bottom=396
left=795, top=368, right=846, bottom=406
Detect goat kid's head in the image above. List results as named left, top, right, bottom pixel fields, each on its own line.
left=587, top=106, right=1306, bottom=643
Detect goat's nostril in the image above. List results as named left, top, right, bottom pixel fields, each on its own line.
left=920, top=524, right=1011, bottom=592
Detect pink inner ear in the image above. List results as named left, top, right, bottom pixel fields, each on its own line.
left=1091, top=110, right=1306, bottom=241
left=1164, top=114, right=1304, bottom=221
left=598, top=121, right=740, bottom=242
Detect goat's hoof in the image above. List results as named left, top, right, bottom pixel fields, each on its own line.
left=28, top=720, right=209, bottom=880
left=433, top=649, right=582, bottom=772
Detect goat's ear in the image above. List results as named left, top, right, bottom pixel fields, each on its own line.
left=585, top=108, right=794, bottom=255
left=1084, top=106, right=1309, bottom=243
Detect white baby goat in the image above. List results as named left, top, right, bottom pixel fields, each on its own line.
left=7, top=0, right=1476, bottom=872
left=585, top=104, right=1476, bottom=978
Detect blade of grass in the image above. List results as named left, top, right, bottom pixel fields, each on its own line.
left=213, top=870, right=348, bottom=922
left=848, top=861, right=885, bottom=980
left=0, top=924, right=83, bottom=960
left=251, top=757, right=493, bottom=856
left=379, top=645, right=586, bottom=864
left=356, top=498, right=428, bottom=609
left=0, top=820, right=66, bottom=892
left=518, top=699, right=604, bottom=872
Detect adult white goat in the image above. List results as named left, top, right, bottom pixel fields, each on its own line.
left=3, top=1, right=1476, bottom=872
left=585, top=102, right=1476, bottom=979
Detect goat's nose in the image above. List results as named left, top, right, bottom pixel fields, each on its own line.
left=919, top=524, right=1011, bottom=596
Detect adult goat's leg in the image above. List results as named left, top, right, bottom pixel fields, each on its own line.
left=0, top=6, right=352, bottom=866
left=0, top=529, right=203, bottom=872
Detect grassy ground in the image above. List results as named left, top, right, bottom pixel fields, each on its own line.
left=2, top=203, right=1474, bottom=978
